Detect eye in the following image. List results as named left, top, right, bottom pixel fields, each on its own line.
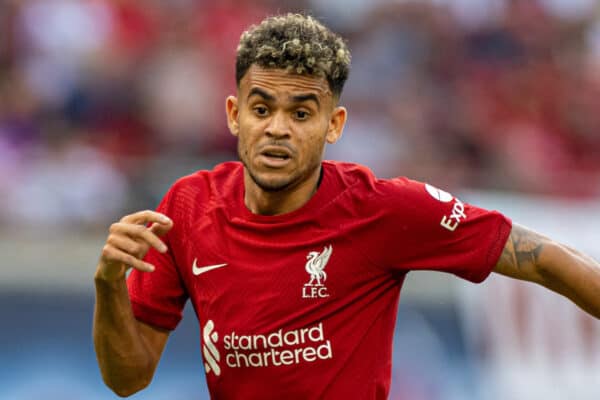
left=254, top=106, right=269, bottom=117
left=295, top=110, right=310, bottom=120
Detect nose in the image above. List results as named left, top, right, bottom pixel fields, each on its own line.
left=265, top=111, right=291, bottom=138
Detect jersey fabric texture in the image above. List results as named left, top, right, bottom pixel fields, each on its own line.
left=127, top=161, right=512, bottom=400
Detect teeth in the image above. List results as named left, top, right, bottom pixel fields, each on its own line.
left=265, top=153, right=288, bottom=158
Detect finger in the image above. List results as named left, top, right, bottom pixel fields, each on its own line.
left=110, top=223, right=167, bottom=253
left=107, top=234, right=149, bottom=259
left=121, top=210, right=172, bottom=226
left=149, top=219, right=173, bottom=237
left=101, top=245, right=156, bottom=272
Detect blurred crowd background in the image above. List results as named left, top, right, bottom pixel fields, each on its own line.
left=2, top=0, right=600, bottom=399
left=2, top=0, right=600, bottom=228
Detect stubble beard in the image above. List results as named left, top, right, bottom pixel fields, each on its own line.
left=238, top=148, right=296, bottom=193
left=238, top=142, right=320, bottom=194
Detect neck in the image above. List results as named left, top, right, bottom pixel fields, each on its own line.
left=243, top=167, right=322, bottom=216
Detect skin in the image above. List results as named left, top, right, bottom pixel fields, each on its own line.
left=93, top=210, right=172, bottom=397
left=94, top=66, right=600, bottom=397
left=494, top=223, right=600, bottom=318
left=226, top=65, right=347, bottom=215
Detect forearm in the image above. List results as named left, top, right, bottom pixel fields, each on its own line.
left=495, top=223, right=600, bottom=320
left=93, top=273, right=156, bottom=396
left=537, top=242, right=600, bottom=319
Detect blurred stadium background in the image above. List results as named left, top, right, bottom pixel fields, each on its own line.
left=1, top=0, right=600, bottom=399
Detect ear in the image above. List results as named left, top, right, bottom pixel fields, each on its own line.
left=226, top=96, right=240, bottom=137
left=325, top=106, right=347, bottom=144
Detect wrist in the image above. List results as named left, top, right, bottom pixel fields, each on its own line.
left=94, top=263, right=128, bottom=284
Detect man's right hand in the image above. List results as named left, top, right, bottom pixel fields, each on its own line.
left=96, top=210, right=173, bottom=282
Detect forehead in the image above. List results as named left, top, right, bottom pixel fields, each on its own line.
left=239, top=65, right=332, bottom=100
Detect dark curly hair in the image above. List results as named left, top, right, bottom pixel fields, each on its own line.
left=236, top=14, right=351, bottom=98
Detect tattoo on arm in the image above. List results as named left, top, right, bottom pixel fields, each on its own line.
left=497, top=224, right=546, bottom=276
left=497, top=224, right=600, bottom=318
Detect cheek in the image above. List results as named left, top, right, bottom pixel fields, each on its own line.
left=237, top=124, right=265, bottom=160
left=300, top=130, right=327, bottom=158
left=235, top=127, right=249, bottom=153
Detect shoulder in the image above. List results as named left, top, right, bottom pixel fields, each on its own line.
left=162, top=161, right=243, bottom=210
left=375, top=177, right=447, bottom=205
left=322, top=160, right=379, bottom=192
left=323, top=161, right=436, bottom=203
left=374, top=177, right=465, bottom=223
left=170, top=161, right=242, bottom=191
left=320, top=161, right=445, bottom=222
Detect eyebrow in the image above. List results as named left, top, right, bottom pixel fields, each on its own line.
left=247, top=87, right=320, bottom=107
left=248, top=87, right=275, bottom=102
left=291, top=93, right=320, bottom=107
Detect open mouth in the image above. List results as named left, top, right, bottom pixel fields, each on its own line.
left=262, top=151, right=290, bottom=160
left=260, top=146, right=292, bottom=161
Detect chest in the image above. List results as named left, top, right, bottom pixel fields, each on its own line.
left=175, top=213, right=389, bottom=332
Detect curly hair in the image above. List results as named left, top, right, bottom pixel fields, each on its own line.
left=236, top=14, right=351, bottom=98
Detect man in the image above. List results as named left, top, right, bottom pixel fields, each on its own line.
left=93, top=14, right=600, bottom=399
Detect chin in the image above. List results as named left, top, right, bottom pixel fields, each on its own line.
left=252, top=174, right=296, bottom=193
left=245, top=165, right=298, bottom=192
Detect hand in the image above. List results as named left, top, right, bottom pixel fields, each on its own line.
left=95, top=210, right=174, bottom=282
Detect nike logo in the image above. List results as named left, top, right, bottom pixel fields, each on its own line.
left=192, top=259, right=228, bottom=276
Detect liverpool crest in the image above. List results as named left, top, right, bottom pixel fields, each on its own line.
left=302, top=245, right=332, bottom=299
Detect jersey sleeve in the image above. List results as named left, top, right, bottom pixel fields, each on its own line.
left=127, top=187, right=188, bottom=331
left=372, top=178, right=512, bottom=283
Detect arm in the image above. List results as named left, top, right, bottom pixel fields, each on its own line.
left=494, top=222, right=600, bottom=319
left=93, top=210, right=173, bottom=397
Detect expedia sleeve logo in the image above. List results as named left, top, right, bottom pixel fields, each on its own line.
left=440, top=199, right=466, bottom=232
left=425, top=183, right=454, bottom=203
left=424, top=183, right=467, bottom=232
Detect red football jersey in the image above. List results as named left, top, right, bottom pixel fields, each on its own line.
left=127, top=161, right=511, bottom=399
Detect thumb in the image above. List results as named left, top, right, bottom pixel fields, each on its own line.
left=150, top=219, right=173, bottom=237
